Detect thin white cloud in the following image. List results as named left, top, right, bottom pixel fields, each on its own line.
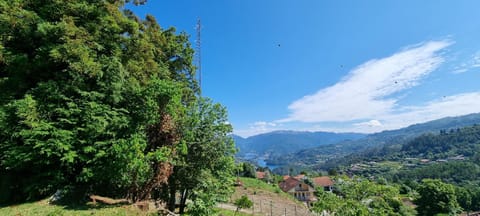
left=452, top=67, right=468, bottom=74
left=236, top=40, right=480, bottom=136
left=281, top=40, right=452, bottom=123
left=253, top=121, right=277, bottom=127
left=472, top=53, right=480, bottom=67
left=354, top=119, right=383, bottom=127
left=234, top=121, right=280, bottom=137
left=452, top=52, right=480, bottom=74
left=292, top=92, right=480, bottom=134
left=380, top=92, right=480, bottom=130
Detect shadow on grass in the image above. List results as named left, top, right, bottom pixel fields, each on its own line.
left=59, top=201, right=128, bottom=211
left=0, top=200, right=39, bottom=208
left=0, top=196, right=130, bottom=212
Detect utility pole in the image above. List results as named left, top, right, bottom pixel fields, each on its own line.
left=195, top=18, right=202, bottom=94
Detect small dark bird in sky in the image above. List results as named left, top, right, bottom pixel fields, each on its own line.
left=394, top=81, right=398, bottom=84
left=278, top=44, right=281, bottom=47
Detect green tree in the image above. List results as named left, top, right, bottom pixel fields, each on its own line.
left=312, top=190, right=342, bottom=213
left=234, top=195, right=253, bottom=215
left=328, top=169, right=338, bottom=176
left=166, top=98, right=236, bottom=214
left=415, top=179, right=462, bottom=216
left=313, top=190, right=369, bottom=216
left=241, top=162, right=256, bottom=178
left=314, top=176, right=415, bottom=216
left=0, top=1, right=236, bottom=209
left=262, top=171, right=273, bottom=183
left=456, top=186, right=472, bottom=213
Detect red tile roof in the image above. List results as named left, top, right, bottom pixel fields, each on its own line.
left=256, top=171, right=266, bottom=179
left=282, top=175, right=290, bottom=180
left=293, top=174, right=305, bottom=180
left=279, top=177, right=300, bottom=192
left=312, top=176, right=334, bottom=187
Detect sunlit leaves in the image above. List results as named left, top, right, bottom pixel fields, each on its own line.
left=0, top=0, right=199, bottom=203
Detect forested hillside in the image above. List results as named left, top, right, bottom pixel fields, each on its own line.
left=234, top=130, right=365, bottom=156
left=331, top=124, right=480, bottom=213
left=327, top=124, right=480, bottom=170
left=270, top=113, right=480, bottom=169
left=0, top=1, right=235, bottom=214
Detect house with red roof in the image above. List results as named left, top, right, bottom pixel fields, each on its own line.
left=256, top=171, right=272, bottom=183
left=312, top=176, right=334, bottom=192
left=279, top=176, right=316, bottom=205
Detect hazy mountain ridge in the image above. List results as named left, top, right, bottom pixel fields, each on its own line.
left=269, top=113, right=480, bottom=168
left=232, top=130, right=366, bottom=157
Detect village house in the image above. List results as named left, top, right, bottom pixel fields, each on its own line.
left=279, top=176, right=316, bottom=205
left=256, top=171, right=272, bottom=183
left=312, top=176, right=334, bottom=192
left=278, top=175, right=335, bottom=206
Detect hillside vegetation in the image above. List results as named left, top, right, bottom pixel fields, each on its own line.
left=269, top=113, right=480, bottom=170
left=335, top=124, right=480, bottom=212
left=0, top=0, right=235, bottom=215
left=234, top=131, right=365, bottom=156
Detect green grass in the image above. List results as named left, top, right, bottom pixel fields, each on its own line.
left=237, top=177, right=302, bottom=203
left=0, top=199, right=151, bottom=216
left=238, top=177, right=280, bottom=194
left=215, top=208, right=255, bottom=216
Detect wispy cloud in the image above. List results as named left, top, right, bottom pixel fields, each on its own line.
left=236, top=40, right=480, bottom=136
left=452, top=52, right=480, bottom=74
left=354, top=119, right=383, bottom=127
left=281, top=40, right=453, bottom=123
left=234, top=121, right=281, bottom=137
left=380, top=92, right=480, bottom=130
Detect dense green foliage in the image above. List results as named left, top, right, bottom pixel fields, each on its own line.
left=329, top=124, right=480, bottom=213
left=270, top=113, right=480, bottom=171
left=233, top=195, right=253, bottom=214
left=0, top=0, right=235, bottom=213
left=392, top=161, right=480, bottom=184
left=400, top=125, right=480, bottom=159
left=415, top=179, right=461, bottom=216
left=341, top=125, right=480, bottom=184
left=238, top=162, right=256, bottom=178
left=169, top=98, right=236, bottom=214
left=312, top=176, right=415, bottom=216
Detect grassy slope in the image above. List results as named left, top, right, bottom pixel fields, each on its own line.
left=215, top=208, right=251, bottom=216
left=235, top=177, right=299, bottom=202
left=226, top=177, right=313, bottom=216
left=0, top=199, right=152, bottom=216
left=2, top=178, right=311, bottom=216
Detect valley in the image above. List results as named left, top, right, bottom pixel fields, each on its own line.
left=233, top=113, right=480, bottom=214
left=234, top=113, right=480, bottom=174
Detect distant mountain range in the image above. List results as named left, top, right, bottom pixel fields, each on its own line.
left=233, top=131, right=366, bottom=157
left=269, top=113, right=480, bottom=169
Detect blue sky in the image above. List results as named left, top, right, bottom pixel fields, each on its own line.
left=129, top=1, right=480, bottom=137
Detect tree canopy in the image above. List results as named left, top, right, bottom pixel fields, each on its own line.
left=0, top=1, right=235, bottom=212
left=312, top=176, right=416, bottom=216
left=415, top=179, right=461, bottom=216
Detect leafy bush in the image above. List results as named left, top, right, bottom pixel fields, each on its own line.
left=234, top=195, right=253, bottom=213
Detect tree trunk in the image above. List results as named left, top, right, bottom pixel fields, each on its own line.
left=168, top=183, right=177, bottom=211
left=179, top=189, right=189, bottom=214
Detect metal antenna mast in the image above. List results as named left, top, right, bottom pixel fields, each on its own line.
left=195, top=19, right=202, bottom=94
